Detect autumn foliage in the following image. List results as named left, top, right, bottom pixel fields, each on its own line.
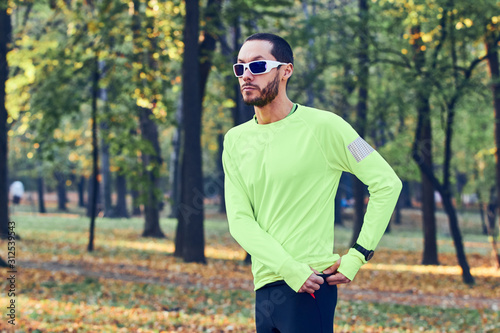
left=0, top=214, right=497, bottom=332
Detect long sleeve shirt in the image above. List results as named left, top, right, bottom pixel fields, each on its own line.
left=222, top=105, right=402, bottom=292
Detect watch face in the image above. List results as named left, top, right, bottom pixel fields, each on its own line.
left=367, top=251, right=374, bottom=261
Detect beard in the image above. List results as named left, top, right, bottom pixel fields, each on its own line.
left=242, top=72, right=280, bottom=107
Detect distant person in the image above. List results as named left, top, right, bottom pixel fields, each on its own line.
left=222, top=33, right=402, bottom=332
left=9, top=181, right=24, bottom=205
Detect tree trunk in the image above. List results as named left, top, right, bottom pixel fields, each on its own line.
left=174, top=201, right=184, bottom=257
left=55, top=172, right=67, bottom=211
left=176, top=0, right=220, bottom=261
left=385, top=217, right=392, bottom=234
left=86, top=169, right=100, bottom=217
left=234, top=93, right=254, bottom=125
left=169, top=100, right=182, bottom=219
left=77, top=176, right=86, bottom=208
left=198, top=0, right=222, bottom=101
left=131, top=0, right=165, bottom=238
left=302, top=0, right=317, bottom=107
left=0, top=256, right=8, bottom=267
left=416, top=98, right=439, bottom=265
left=435, top=14, right=473, bottom=283
left=88, top=55, right=100, bottom=252
left=197, top=0, right=222, bottom=216
left=394, top=197, right=402, bottom=225
left=132, top=0, right=165, bottom=238
left=351, top=177, right=366, bottom=245
left=138, top=107, right=165, bottom=238
left=485, top=30, right=500, bottom=266
left=400, top=180, right=412, bottom=208
left=350, top=0, right=370, bottom=246
left=37, top=163, right=46, bottom=213
left=420, top=177, right=437, bottom=267
left=218, top=17, right=255, bottom=263
left=99, top=58, right=113, bottom=218
left=334, top=190, right=343, bottom=227
left=486, top=188, right=500, bottom=268
left=100, top=122, right=113, bottom=217
left=229, top=22, right=254, bottom=126
left=477, top=190, right=487, bottom=235
left=37, top=176, right=46, bottom=213
left=411, top=24, right=439, bottom=265
left=411, top=13, right=477, bottom=282
left=177, top=0, right=205, bottom=263
left=441, top=192, right=475, bottom=283
left=439, top=94, right=476, bottom=280
left=336, top=64, right=356, bottom=229
left=0, top=0, right=11, bottom=239
left=131, top=189, right=141, bottom=216
left=228, top=19, right=258, bottom=265
left=218, top=17, right=260, bottom=265
left=114, top=173, right=128, bottom=218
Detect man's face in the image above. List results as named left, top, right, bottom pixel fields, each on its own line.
left=236, top=40, right=281, bottom=107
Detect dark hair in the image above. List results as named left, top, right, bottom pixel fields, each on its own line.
left=244, top=33, right=294, bottom=65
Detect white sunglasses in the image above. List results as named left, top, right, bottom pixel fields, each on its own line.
left=233, top=60, right=288, bottom=77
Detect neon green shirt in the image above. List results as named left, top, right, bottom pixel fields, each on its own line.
left=222, top=105, right=402, bottom=292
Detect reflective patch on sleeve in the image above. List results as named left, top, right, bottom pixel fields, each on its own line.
left=348, top=137, right=374, bottom=163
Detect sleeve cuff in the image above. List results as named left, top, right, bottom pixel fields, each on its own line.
left=337, top=248, right=366, bottom=281
left=279, top=258, right=313, bottom=292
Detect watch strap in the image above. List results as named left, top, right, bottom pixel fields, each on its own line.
left=352, top=242, right=374, bottom=261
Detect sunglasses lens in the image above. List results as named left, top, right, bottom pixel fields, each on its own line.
left=249, top=61, right=267, bottom=74
left=234, top=64, right=244, bottom=76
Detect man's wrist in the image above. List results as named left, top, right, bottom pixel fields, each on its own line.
left=279, top=259, right=312, bottom=292
left=352, top=242, right=374, bottom=261
left=337, top=249, right=365, bottom=281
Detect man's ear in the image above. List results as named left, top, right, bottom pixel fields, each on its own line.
left=282, top=63, right=293, bottom=81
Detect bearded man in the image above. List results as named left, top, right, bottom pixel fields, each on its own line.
left=222, top=33, right=402, bottom=333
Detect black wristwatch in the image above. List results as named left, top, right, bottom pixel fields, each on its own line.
left=352, top=243, right=374, bottom=261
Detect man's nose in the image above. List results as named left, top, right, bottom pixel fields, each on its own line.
left=242, top=67, right=254, bottom=81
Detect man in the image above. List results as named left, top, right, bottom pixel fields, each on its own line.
left=9, top=180, right=24, bottom=205
left=222, top=33, right=402, bottom=332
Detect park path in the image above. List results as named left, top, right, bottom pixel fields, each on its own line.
left=20, top=259, right=499, bottom=311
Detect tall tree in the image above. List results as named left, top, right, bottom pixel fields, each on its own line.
left=0, top=0, right=12, bottom=238
left=434, top=3, right=482, bottom=283
left=88, top=54, right=100, bottom=252
left=99, top=74, right=114, bottom=218
left=407, top=0, right=489, bottom=284
left=175, top=0, right=222, bottom=256
left=485, top=17, right=500, bottom=268
left=215, top=14, right=253, bottom=264
left=411, top=23, right=439, bottom=265
left=131, top=0, right=165, bottom=238
left=170, top=102, right=182, bottom=219
left=138, top=105, right=164, bottom=237
left=176, top=0, right=206, bottom=263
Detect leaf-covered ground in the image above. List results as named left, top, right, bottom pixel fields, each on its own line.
left=0, top=213, right=499, bottom=332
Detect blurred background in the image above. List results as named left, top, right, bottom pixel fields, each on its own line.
left=0, top=0, right=499, bottom=331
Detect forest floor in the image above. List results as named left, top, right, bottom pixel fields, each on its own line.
left=0, top=207, right=499, bottom=332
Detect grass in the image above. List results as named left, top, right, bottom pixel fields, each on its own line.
left=0, top=209, right=499, bottom=332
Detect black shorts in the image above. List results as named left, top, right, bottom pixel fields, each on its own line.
left=255, top=274, right=338, bottom=333
left=13, top=195, right=21, bottom=205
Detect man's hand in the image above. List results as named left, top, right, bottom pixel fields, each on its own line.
left=324, top=259, right=351, bottom=286
left=298, top=268, right=324, bottom=294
